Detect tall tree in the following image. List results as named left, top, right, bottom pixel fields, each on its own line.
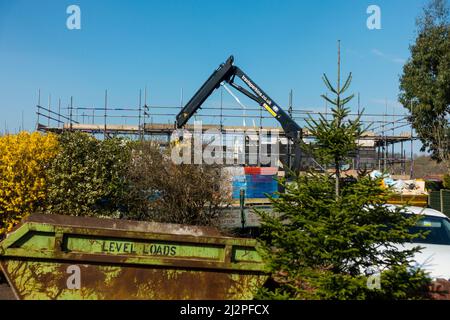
left=255, top=45, right=431, bottom=300
left=399, top=0, right=450, bottom=169
left=306, top=41, right=361, bottom=198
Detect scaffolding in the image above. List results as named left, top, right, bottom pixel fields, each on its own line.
left=35, top=89, right=418, bottom=176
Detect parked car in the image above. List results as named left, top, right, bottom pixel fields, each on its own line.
left=393, top=205, right=450, bottom=280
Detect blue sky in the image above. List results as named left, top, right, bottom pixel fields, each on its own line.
left=0, top=0, right=430, bottom=152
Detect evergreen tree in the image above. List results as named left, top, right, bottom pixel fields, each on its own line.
left=255, top=44, right=432, bottom=300
left=399, top=0, right=450, bottom=169
left=305, top=41, right=360, bottom=198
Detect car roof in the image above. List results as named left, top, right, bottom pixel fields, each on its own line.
left=387, top=204, right=448, bottom=218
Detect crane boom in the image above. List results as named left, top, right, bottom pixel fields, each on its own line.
left=176, top=55, right=303, bottom=170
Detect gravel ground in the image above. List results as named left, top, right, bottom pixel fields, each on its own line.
left=0, top=283, right=15, bottom=300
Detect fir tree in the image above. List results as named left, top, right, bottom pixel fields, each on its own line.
left=255, top=43, right=432, bottom=300
left=305, top=40, right=361, bottom=198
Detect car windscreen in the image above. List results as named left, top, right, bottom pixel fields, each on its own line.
left=407, top=215, right=450, bottom=245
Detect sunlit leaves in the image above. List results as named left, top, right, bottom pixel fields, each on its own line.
left=399, top=0, right=450, bottom=165
left=44, top=132, right=131, bottom=218
left=0, top=132, right=59, bottom=235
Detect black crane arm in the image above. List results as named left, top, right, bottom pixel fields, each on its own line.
left=230, top=66, right=302, bottom=143
left=176, top=56, right=236, bottom=128
left=175, top=55, right=303, bottom=170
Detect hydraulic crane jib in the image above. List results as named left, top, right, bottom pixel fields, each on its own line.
left=175, top=55, right=303, bottom=171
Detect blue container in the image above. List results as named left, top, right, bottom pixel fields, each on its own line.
left=232, top=174, right=278, bottom=199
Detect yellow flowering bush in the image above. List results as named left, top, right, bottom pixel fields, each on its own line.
left=0, top=132, right=59, bottom=235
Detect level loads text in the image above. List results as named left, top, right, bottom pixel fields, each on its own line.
left=101, top=240, right=177, bottom=256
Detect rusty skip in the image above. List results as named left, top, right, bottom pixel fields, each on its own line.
left=0, top=214, right=267, bottom=300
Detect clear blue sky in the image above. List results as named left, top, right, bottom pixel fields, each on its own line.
left=0, top=0, right=430, bottom=152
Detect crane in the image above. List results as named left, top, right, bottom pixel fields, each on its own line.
left=176, top=55, right=303, bottom=170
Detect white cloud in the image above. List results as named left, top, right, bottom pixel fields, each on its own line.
left=371, top=49, right=406, bottom=64
left=345, top=48, right=364, bottom=59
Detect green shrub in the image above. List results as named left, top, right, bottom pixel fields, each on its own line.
left=44, top=132, right=131, bottom=217
left=255, top=174, right=432, bottom=300
left=443, top=174, right=450, bottom=189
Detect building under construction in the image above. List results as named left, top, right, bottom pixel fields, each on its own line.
left=35, top=88, right=417, bottom=177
